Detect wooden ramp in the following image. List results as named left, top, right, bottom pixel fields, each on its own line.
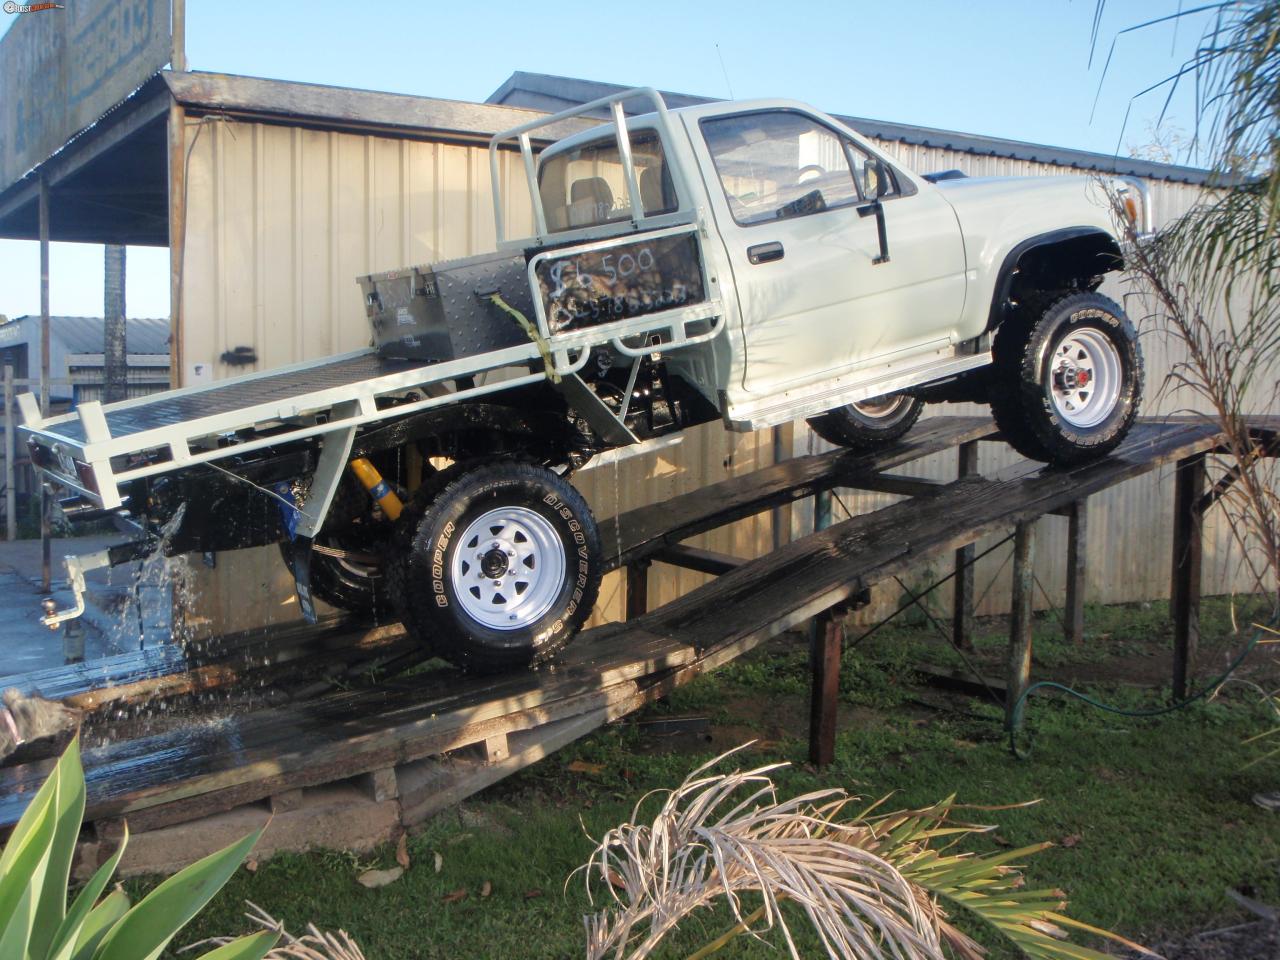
left=0, top=416, right=1254, bottom=868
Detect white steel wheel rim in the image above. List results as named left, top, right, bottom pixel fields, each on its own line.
left=1048, top=328, right=1123, bottom=429
left=851, top=394, right=911, bottom=421
left=450, top=506, right=566, bottom=631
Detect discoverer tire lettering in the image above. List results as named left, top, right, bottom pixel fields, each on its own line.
left=394, top=460, right=603, bottom=673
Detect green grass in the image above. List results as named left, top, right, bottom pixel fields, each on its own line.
left=151, top=597, right=1279, bottom=959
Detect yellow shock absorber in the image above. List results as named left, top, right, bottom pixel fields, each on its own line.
left=348, top=457, right=403, bottom=521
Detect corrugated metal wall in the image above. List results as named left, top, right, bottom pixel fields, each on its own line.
left=176, top=114, right=1245, bottom=637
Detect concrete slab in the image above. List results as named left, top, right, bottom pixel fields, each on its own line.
left=82, top=783, right=401, bottom=878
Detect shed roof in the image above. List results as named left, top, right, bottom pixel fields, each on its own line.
left=0, top=315, right=170, bottom=355
left=0, top=66, right=1221, bottom=248
left=487, top=71, right=1218, bottom=186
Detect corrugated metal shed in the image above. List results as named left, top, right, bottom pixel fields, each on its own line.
left=487, top=71, right=1219, bottom=186
left=0, top=315, right=171, bottom=402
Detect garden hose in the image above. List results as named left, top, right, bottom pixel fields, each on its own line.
left=1007, top=619, right=1272, bottom=759
left=487, top=292, right=561, bottom=384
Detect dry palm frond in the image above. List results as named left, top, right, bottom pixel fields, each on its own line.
left=580, top=746, right=1154, bottom=960
left=184, top=901, right=366, bottom=960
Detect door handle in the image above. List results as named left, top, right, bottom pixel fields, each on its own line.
left=747, top=241, right=784, bottom=265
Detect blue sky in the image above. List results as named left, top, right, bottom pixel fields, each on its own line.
left=0, top=0, right=1217, bottom=322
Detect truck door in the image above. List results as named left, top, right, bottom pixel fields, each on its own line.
left=691, top=109, right=967, bottom=396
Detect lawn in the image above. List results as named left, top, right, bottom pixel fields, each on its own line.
left=152, top=596, right=1280, bottom=959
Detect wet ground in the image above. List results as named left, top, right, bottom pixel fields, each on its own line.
left=0, top=533, right=174, bottom=681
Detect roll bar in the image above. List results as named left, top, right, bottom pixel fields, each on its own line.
left=488, top=87, right=690, bottom=247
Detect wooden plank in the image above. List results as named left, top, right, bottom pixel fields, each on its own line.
left=1006, top=521, right=1036, bottom=732
left=0, top=417, right=1232, bottom=837
left=653, top=544, right=744, bottom=576
left=602, top=416, right=997, bottom=570
left=840, top=474, right=948, bottom=498
left=1171, top=454, right=1206, bottom=700
left=0, top=628, right=693, bottom=830
left=358, top=768, right=398, bottom=803
left=808, top=612, right=844, bottom=767
left=625, top=560, right=650, bottom=621
left=1064, top=499, right=1088, bottom=645
left=481, top=734, right=510, bottom=764
left=398, top=709, right=609, bottom=827
left=952, top=440, right=979, bottom=650
left=638, top=421, right=1223, bottom=658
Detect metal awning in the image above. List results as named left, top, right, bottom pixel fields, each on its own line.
left=0, top=70, right=595, bottom=247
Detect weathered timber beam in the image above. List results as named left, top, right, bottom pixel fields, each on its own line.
left=653, top=543, right=745, bottom=576
left=953, top=440, right=979, bottom=649
left=1064, top=499, right=1088, bottom=645
left=1006, top=521, right=1036, bottom=732
left=1171, top=454, right=1206, bottom=700
left=839, top=473, right=949, bottom=498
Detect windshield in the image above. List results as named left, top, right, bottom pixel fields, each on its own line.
left=538, top=129, right=677, bottom=233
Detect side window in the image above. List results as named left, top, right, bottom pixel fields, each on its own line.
left=701, top=112, right=860, bottom=225
left=538, top=131, right=677, bottom=233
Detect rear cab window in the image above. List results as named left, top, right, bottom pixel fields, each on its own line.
left=538, top=130, right=678, bottom=233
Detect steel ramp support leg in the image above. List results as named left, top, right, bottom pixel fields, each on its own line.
left=1006, top=521, right=1036, bottom=733
left=289, top=403, right=360, bottom=623
left=809, top=605, right=846, bottom=767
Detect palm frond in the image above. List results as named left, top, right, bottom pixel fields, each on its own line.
left=185, top=902, right=366, bottom=960
left=579, top=746, right=1151, bottom=960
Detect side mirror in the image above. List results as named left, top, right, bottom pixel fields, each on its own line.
left=863, top=159, right=887, bottom=201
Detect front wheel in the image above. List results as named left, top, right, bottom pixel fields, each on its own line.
left=392, top=461, right=603, bottom=673
left=989, top=291, right=1143, bottom=465
left=806, top=393, right=924, bottom=449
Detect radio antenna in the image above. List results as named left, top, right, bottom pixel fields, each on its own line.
left=715, top=43, right=735, bottom=99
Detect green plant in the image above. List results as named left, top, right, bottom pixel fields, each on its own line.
left=579, top=747, right=1153, bottom=960
left=0, top=737, right=278, bottom=960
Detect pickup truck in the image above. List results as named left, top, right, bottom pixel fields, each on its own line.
left=21, top=88, right=1146, bottom=673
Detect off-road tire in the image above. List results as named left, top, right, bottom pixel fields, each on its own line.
left=806, top=394, right=924, bottom=449
left=989, top=291, right=1143, bottom=465
left=391, top=460, right=603, bottom=673
left=279, top=475, right=393, bottom=619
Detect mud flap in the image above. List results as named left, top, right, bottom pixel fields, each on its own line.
left=290, top=535, right=319, bottom=624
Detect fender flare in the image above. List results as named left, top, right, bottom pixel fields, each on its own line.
left=985, top=226, right=1123, bottom=333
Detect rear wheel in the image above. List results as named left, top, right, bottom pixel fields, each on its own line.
left=989, top=291, right=1143, bottom=465
left=392, top=460, right=603, bottom=673
left=806, top=393, right=924, bottom=449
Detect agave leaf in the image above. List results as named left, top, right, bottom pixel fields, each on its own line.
left=91, top=824, right=264, bottom=960
left=0, top=750, right=60, bottom=874
left=49, top=823, right=129, bottom=960
left=0, top=871, right=41, bottom=960
left=32, top=739, right=87, bottom=959
left=69, top=889, right=130, bottom=960
left=0, top=775, right=58, bottom=958
left=191, top=930, right=280, bottom=960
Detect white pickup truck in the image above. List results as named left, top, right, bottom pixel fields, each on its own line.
left=21, top=88, right=1146, bottom=672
